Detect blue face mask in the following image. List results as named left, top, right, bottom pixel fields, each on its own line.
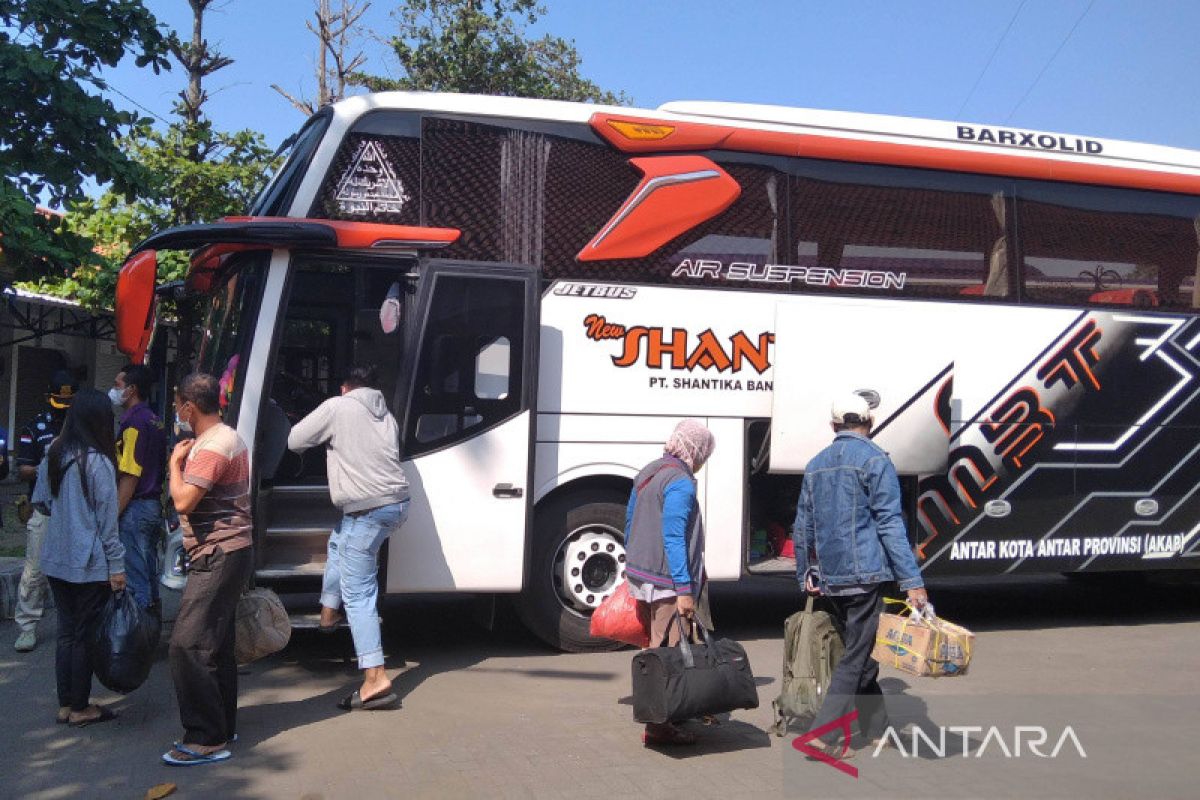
left=174, top=406, right=193, bottom=437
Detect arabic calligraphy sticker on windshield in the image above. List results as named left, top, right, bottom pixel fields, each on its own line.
left=335, top=139, right=412, bottom=215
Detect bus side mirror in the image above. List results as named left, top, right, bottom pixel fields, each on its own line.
left=115, top=250, right=159, bottom=364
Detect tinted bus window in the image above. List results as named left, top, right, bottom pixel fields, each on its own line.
left=659, top=157, right=790, bottom=287
left=421, top=118, right=505, bottom=261
left=406, top=274, right=526, bottom=456
left=253, top=110, right=331, bottom=217
left=312, top=131, right=422, bottom=225
left=786, top=161, right=1016, bottom=302
left=585, top=154, right=791, bottom=288
left=421, top=117, right=638, bottom=271
left=541, top=133, right=639, bottom=272
left=1016, top=182, right=1200, bottom=311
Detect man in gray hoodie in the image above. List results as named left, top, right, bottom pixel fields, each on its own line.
left=288, top=363, right=409, bottom=711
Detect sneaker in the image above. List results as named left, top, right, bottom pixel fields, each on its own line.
left=14, top=630, right=36, bottom=652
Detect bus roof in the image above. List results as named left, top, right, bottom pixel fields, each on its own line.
left=331, top=91, right=1200, bottom=185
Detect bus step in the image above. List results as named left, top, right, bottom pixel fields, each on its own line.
left=746, top=555, right=798, bottom=575
left=264, top=526, right=332, bottom=542
left=267, top=484, right=332, bottom=497
left=256, top=561, right=327, bottom=580
left=287, top=611, right=348, bottom=631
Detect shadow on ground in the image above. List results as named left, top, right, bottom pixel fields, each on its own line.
left=708, top=571, right=1200, bottom=639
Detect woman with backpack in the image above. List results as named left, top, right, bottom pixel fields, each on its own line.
left=624, top=418, right=716, bottom=746
left=32, top=387, right=126, bottom=727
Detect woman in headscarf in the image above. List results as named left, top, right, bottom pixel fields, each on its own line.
left=624, top=418, right=716, bottom=746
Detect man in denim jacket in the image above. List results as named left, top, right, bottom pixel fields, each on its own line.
left=793, top=393, right=929, bottom=757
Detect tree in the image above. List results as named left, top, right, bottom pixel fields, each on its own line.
left=21, top=0, right=279, bottom=308
left=0, top=0, right=169, bottom=284
left=353, top=0, right=626, bottom=104
left=273, top=0, right=371, bottom=115
left=24, top=124, right=277, bottom=307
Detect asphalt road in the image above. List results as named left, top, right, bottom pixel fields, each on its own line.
left=2, top=572, right=1198, bottom=800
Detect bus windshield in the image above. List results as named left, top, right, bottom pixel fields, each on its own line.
left=250, top=109, right=332, bottom=217
left=194, top=253, right=268, bottom=419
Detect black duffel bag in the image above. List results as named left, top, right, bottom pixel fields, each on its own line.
left=632, top=616, right=759, bottom=724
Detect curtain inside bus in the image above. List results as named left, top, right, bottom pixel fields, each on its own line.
left=194, top=254, right=268, bottom=425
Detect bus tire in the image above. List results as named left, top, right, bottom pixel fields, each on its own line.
left=516, top=491, right=630, bottom=653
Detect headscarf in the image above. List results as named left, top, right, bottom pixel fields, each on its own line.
left=664, top=419, right=715, bottom=471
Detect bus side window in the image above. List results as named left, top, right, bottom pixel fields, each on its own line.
left=475, top=336, right=510, bottom=400
left=1017, top=182, right=1200, bottom=310
left=787, top=163, right=1016, bottom=302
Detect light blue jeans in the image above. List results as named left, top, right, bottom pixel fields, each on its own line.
left=320, top=501, right=408, bottom=669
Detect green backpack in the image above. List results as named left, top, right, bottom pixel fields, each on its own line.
left=770, top=595, right=845, bottom=736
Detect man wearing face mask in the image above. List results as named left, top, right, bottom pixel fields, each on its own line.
left=111, top=364, right=167, bottom=612
left=164, top=373, right=253, bottom=765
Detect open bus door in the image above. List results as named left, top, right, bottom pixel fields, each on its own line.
left=769, top=298, right=953, bottom=476
left=387, top=260, right=540, bottom=593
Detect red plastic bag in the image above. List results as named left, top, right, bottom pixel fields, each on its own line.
left=590, top=582, right=651, bottom=648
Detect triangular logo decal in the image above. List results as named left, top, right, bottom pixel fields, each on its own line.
left=335, top=140, right=411, bottom=215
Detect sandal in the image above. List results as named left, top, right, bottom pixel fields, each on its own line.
left=337, top=689, right=399, bottom=711
left=56, top=707, right=70, bottom=724
left=162, top=744, right=232, bottom=766
left=318, top=611, right=345, bottom=634
left=174, top=733, right=237, bottom=748
left=69, top=706, right=117, bottom=728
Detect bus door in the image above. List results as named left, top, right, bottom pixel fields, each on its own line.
left=387, top=260, right=540, bottom=593
left=769, top=298, right=953, bottom=476
left=256, top=255, right=418, bottom=580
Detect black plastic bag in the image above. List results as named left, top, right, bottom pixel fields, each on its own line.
left=90, top=590, right=155, bottom=694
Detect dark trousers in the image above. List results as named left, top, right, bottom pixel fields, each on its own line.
left=47, top=577, right=109, bottom=711
left=169, top=546, right=251, bottom=747
left=810, top=585, right=890, bottom=744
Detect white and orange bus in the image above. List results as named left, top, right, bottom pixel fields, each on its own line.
left=115, top=93, right=1200, bottom=650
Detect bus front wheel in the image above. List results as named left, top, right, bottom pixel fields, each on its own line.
left=515, top=492, right=630, bottom=653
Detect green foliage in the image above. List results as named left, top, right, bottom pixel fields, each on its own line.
left=0, top=0, right=169, bottom=281
left=354, top=0, right=626, bottom=103
left=20, top=122, right=280, bottom=308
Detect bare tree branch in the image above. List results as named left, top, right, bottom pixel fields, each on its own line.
left=271, top=83, right=316, bottom=116
left=280, top=0, right=371, bottom=115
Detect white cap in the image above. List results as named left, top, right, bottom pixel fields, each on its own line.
left=831, top=393, right=873, bottom=425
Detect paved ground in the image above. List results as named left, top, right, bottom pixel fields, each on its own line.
left=1, top=572, right=1199, bottom=800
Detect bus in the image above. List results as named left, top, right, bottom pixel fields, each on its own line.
left=114, top=92, right=1200, bottom=651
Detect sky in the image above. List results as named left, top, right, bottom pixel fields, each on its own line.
left=98, top=0, right=1200, bottom=155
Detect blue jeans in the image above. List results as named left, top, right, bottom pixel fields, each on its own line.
left=320, top=501, right=408, bottom=669
left=119, top=498, right=162, bottom=608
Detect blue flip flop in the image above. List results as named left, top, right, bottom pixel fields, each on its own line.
left=162, top=745, right=232, bottom=766
left=173, top=733, right=237, bottom=748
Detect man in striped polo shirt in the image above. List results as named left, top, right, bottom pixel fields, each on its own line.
left=163, top=373, right=253, bottom=766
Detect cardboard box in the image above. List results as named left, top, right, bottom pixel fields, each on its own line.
left=872, top=610, right=975, bottom=677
